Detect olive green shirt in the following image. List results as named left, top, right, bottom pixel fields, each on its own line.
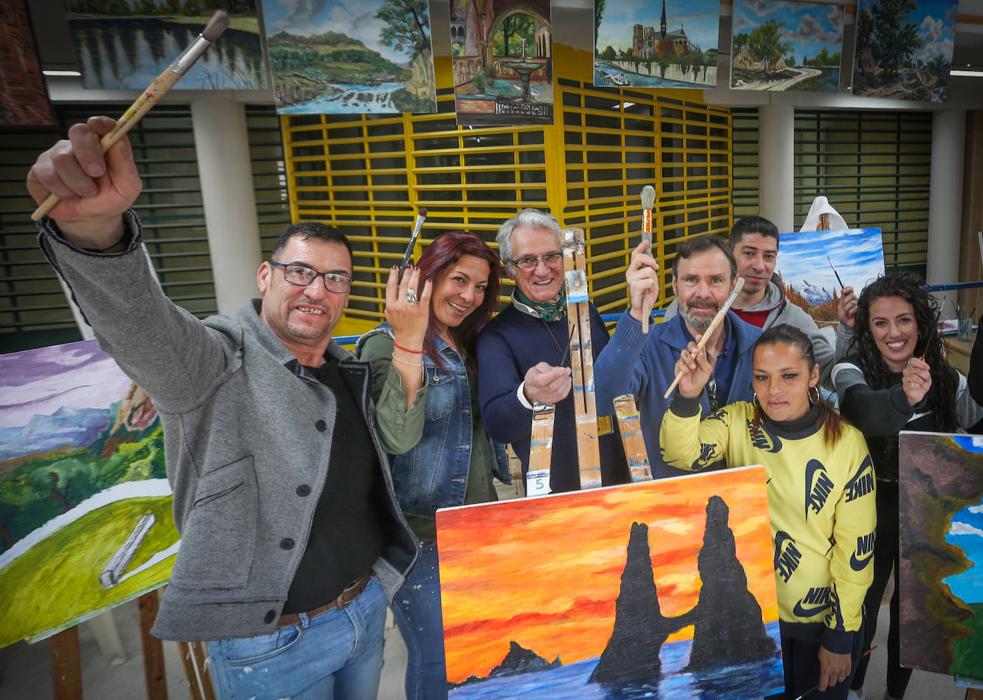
left=358, top=334, right=498, bottom=540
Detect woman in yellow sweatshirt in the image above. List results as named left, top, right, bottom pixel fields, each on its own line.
left=660, top=323, right=876, bottom=700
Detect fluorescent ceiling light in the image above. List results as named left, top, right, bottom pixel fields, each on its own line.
left=43, top=70, right=82, bottom=77
left=951, top=69, right=983, bottom=77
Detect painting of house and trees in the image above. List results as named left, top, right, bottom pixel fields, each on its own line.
left=436, top=466, right=784, bottom=698
left=262, top=0, right=437, bottom=114
left=731, top=0, right=843, bottom=92
left=594, top=0, right=720, bottom=89
left=852, top=0, right=957, bottom=102
left=451, top=0, right=554, bottom=126
left=0, top=340, right=178, bottom=648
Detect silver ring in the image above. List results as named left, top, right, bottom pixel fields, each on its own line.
left=406, top=289, right=418, bottom=305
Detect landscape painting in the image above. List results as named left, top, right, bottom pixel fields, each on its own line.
left=436, top=466, right=784, bottom=698
left=852, top=0, right=957, bottom=102
left=730, top=0, right=843, bottom=92
left=65, top=0, right=267, bottom=90
left=0, top=0, right=56, bottom=126
left=451, top=0, right=553, bottom=126
left=594, top=0, right=720, bottom=89
left=777, top=227, right=885, bottom=323
left=262, top=0, right=437, bottom=114
left=0, top=340, right=178, bottom=648
left=899, top=432, right=983, bottom=682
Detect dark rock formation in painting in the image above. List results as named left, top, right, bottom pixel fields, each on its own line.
left=448, top=640, right=560, bottom=688
left=589, top=521, right=694, bottom=686
left=686, top=495, right=777, bottom=671
left=898, top=434, right=983, bottom=678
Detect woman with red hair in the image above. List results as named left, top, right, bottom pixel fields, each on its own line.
left=356, top=230, right=508, bottom=699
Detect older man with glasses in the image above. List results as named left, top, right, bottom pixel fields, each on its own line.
left=26, top=117, right=424, bottom=699
left=476, top=209, right=630, bottom=493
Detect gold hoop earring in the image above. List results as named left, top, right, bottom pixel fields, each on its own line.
left=808, top=385, right=821, bottom=405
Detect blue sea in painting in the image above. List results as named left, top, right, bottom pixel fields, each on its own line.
left=943, top=496, right=983, bottom=606
left=450, top=621, right=784, bottom=699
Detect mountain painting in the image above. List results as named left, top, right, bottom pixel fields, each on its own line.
left=261, top=0, right=437, bottom=114
left=65, top=0, right=267, bottom=90
left=730, top=0, right=843, bottom=93
left=852, top=0, right=957, bottom=102
left=777, top=227, right=884, bottom=323
left=0, top=340, right=178, bottom=649
left=594, top=0, right=720, bottom=89
left=899, top=432, right=983, bottom=683
left=436, top=466, right=784, bottom=698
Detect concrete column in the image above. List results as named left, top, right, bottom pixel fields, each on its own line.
left=190, top=97, right=263, bottom=314
left=757, top=102, right=795, bottom=232
left=926, top=108, right=965, bottom=312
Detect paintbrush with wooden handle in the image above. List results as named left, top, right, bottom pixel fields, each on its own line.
left=398, top=208, right=427, bottom=279
left=640, top=185, right=656, bottom=333
left=31, top=10, right=230, bottom=221
left=663, top=277, right=745, bottom=400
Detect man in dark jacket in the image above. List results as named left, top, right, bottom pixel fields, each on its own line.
left=27, top=116, right=422, bottom=699
left=476, top=209, right=630, bottom=493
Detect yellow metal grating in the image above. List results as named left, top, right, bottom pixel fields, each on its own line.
left=280, top=45, right=733, bottom=330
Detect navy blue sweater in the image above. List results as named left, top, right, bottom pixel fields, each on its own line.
left=476, top=303, right=630, bottom=492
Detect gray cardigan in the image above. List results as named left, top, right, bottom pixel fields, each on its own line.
left=39, top=212, right=418, bottom=642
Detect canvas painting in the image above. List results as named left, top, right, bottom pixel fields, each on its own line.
left=65, top=0, right=267, bottom=90
left=0, top=340, right=178, bottom=648
left=436, top=466, right=784, bottom=698
left=777, top=227, right=885, bottom=323
left=730, top=0, right=843, bottom=92
left=593, top=0, right=720, bottom=89
left=899, top=432, right=983, bottom=682
left=0, top=0, right=56, bottom=126
left=451, top=0, right=553, bottom=126
left=262, top=0, right=437, bottom=114
left=852, top=0, right=957, bottom=102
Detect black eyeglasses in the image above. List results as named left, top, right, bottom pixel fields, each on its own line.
left=269, top=261, right=352, bottom=293
left=508, top=252, right=563, bottom=270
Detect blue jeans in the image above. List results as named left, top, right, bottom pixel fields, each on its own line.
left=392, top=541, right=448, bottom=700
left=207, top=577, right=386, bottom=700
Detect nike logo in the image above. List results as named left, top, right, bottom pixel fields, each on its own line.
left=793, top=601, right=829, bottom=617
left=748, top=419, right=782, bottom=453
left=844, top=455, right=874, bottom=502
left=850, top=532, right=876, bottom=571
left=805, top=459, right=834, bottom=519
left=793, top=586, right=831, bottom=617
left=774, top=531, right=802, bottom=583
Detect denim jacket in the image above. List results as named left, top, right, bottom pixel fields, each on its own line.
left=357, top=325, right=509, bottom=519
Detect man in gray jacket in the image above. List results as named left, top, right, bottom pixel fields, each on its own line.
left=27, top=116, right=424, bottom=699
left=664, top=216, right=838, bottom=383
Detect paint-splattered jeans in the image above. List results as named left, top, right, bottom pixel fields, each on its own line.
left=206, top=577, right=386, bottom=700
left=392, top=540, right=448, bottom=700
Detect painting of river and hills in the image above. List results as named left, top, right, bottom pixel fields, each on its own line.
left=261, top=0, right=437, bottom=114
left=852, top=0, right=957, bottom=102
left=593, top=0, right=720, bottom=89
left=65, top=0, right=267, bottom=90
left=777, top=227, right=884, bottom=324
left=730, top=0, right=843, bottom=92
left=0, top=340, right=178, bottom=648
left=899, top=433, right=983, bottom=683
left=436, top=466, right=784, bottom=698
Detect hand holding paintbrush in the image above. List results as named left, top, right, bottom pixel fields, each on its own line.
left=30, top=10, right=230, bottom=222
left=398, top=208, right=427, bottom=280
left=640, top=185, right=656, bottom=333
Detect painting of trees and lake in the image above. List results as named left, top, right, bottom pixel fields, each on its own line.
left=65, top=0, right=267, bottom=90
left=261, top=0, right=436, bottom=114
left=0, top=340, right=178, bottom=648
left=852, top=0, right=957, bottom=102
left=730, top=0, right=843, bottom=92
left=436, top=467, right=784, bottom=698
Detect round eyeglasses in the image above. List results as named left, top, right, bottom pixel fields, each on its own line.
left=508, top=252, right=563, bottom=271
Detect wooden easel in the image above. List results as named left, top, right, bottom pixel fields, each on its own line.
left=562, top=227, right=602, bottom=489
left=47, top=589, right=214, bottom=700
left=612, top=394, right=652, bottom=482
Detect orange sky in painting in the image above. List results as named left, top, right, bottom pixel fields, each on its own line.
left=435, top=466, right=778, bottom=684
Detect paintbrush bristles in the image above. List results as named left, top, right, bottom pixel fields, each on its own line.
left=419, top=207, right=427, bottom=217
left=202, top=10, right=229, bottom=41
left=640, top=185, right=655, bottom=211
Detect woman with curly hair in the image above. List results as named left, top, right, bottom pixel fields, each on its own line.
left=832, top=274, right=983, bottom=700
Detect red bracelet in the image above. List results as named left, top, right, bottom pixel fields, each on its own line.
left=393, top=341, right=424, bottom=354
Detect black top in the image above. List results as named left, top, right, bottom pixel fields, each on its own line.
left=970, top=314, right=983, bottom=405
left=282, top=356, right=385, bottom=614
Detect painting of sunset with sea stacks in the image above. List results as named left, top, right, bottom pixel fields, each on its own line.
left=436, top=466, right=784, bottom=698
